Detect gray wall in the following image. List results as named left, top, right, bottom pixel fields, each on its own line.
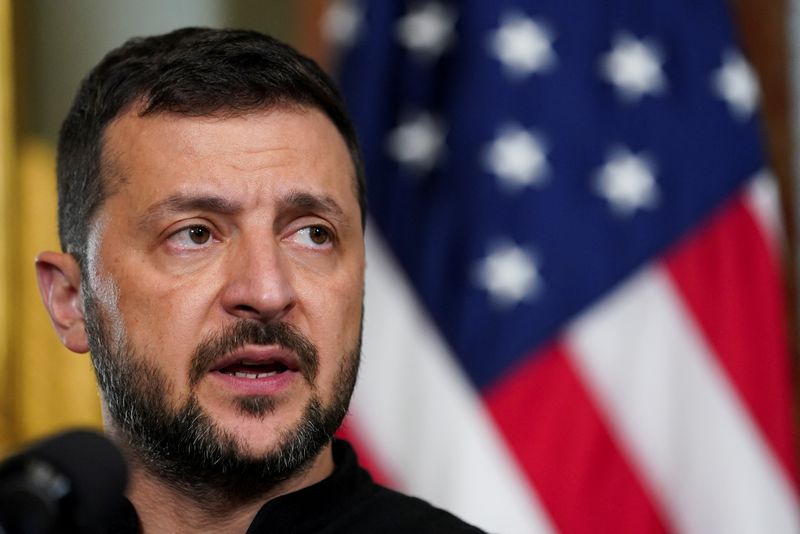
left=21, top=0, right=297, bottom=141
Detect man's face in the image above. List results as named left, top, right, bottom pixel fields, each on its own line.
left=84, top=106, right=364, bottom=476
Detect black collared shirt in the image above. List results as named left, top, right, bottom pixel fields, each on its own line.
left=108, top=439, right=486, bottom=533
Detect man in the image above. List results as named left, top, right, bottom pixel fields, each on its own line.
left=35, top=27, right=483, bottom=533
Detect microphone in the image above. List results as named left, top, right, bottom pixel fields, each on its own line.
left=0, top=429, right=128, bottom=534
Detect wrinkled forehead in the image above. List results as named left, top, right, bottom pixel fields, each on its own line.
left=97, top=103, right=361, bottom=213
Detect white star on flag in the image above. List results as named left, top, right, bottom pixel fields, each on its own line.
left=487, top=11, right=556, bottom=78
left=595, top=147, right=659, bottom=216
left=711, top=50, right=760, bottom=121
left=474, top=240, right=542, bottom=308
left=395, top=2, right=457, bottom=60
left=322, top=0, right=363, bottom=48
left=386, top=112, right=446, bottom=172
left=600, top=33, right=667, bottom=102
left=483, top=124, right=548, bottom=191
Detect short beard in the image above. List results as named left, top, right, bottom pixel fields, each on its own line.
left=82, top=291, right=360, bottom=510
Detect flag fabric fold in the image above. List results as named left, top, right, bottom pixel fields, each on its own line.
left=332, top=1, right=800, bottom=532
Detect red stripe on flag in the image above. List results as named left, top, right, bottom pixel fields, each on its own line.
left=664, top=195, right=798, bottom=487
left=485, top=342, right=670, bottom=534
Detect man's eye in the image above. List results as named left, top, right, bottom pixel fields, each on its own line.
left=187, top=226, right=211, bottom=244
left=169, top=225, right=214, bottom=248
left=296, top=225, right=333, bottom=247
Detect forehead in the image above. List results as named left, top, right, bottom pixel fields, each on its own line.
left=100, top=106, right=358, bottom=214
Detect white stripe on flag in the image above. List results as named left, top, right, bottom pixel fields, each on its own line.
left=744, top=170, right=784, bottom=254
left=352, top=222, right=556, bottom=534
left=566, top=265, right=800, bottom=534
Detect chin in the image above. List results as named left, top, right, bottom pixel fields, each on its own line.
left=211, top=397, right=306, bottom=443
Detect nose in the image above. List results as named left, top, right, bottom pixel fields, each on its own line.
left=220, top=235, right=296, bottom=322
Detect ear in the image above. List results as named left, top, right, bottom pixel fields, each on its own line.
left=35, top=251, right=89, bottom=353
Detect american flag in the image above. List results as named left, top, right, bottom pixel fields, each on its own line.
left=327, top=1, right=800, bottom=532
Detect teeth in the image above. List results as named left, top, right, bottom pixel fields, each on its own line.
left=231, top=371, right=278, bottom=379
left=234, top=372, right=256, bottom=379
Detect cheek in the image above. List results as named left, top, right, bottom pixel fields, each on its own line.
left=107, top=255, right=224, bottom=362
left=86, top=270, right=126, bottom=349
left=297, top=267, right=364, bottom=381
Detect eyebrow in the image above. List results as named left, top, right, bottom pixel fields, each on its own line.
left=136, top=190, right=349, bottom=230
left=277, top=190, right=346, bottom=222
left=138, top=193, right=243, bottom=229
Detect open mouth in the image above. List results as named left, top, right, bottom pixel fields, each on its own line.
left=216, top=360, right=291, bottom=379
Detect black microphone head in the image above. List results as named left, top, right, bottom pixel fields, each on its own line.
left=0, top=429, right=128, bottom=533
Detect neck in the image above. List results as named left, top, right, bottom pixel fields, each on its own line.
left=124, top=443, right=335, bottom=534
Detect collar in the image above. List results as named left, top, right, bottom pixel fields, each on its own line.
left=247, top=439, right=370, bottom=532
left=106, top=439, right=369, bottom=533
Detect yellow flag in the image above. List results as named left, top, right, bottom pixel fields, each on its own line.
left=0, top=2, right=102, bottom=453
left=0, top=0, right=15, bottom=453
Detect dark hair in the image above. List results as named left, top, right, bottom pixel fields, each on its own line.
left=57, top=27, right=365, bottom=263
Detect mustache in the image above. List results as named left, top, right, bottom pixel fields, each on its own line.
left=188, top=321, right=319, bottom=387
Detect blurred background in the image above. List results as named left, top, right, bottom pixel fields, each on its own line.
left=1, top=1, right=799, bottom=533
